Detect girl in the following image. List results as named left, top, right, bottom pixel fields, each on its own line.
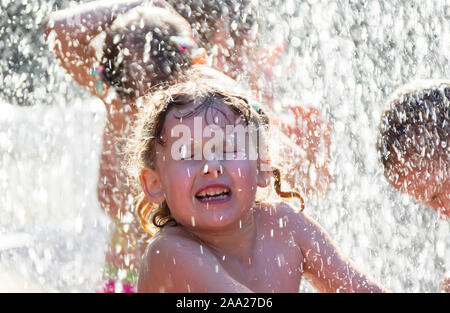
left=126, top=69, right=386, bottom=293
left=45, top=0, right=329, bottom=291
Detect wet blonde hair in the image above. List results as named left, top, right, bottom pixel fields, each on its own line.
left=125, top=68, right=303, bottom=234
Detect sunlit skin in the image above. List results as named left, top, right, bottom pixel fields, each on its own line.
left=138, top=100, right=387, bottom=293
left=390, top=156, right=450, bottom=293
left=389, top=156, right=450, bottom=220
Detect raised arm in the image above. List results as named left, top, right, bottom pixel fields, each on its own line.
left=43, top=0, right=147, bottom=97
left=284, top=205, right=387, bottom=293
left=138, top=234, right=253, bottom=293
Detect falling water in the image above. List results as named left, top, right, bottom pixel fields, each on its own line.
left=0, top=0, right=448, bottom=292
left=258, top=0, right=449, bottom=293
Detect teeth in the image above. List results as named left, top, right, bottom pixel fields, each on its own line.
left=196, top=187, right=230, bottom=198
left=201, top=194, right=228, bottom=200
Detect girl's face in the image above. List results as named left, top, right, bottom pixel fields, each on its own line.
left=142, top=100, right=269, bottom=231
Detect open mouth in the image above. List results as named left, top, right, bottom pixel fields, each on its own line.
left=195, top=186, right=231, bottom=203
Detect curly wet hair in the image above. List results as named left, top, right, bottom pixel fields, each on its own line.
left=377, top=80, right=450, bottom=181
left=125, top=68, right=303, bottom=234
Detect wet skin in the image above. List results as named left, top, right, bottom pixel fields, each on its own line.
left=391, top=157, right=450, bottom=220
left=138, top=100, right=386, bottom=293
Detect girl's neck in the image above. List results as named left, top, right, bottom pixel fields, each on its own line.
left=185, top=207, right=258, bottom=265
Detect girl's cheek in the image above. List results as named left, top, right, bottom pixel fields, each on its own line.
left=226, top=160, right=258, bottom=186
left=167, top=163, right=196, bottom=186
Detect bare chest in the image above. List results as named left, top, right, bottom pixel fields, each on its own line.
left=222, top=229, right=305, bottom=293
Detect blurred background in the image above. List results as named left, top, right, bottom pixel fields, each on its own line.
left=0, top=0, right=448, bottom=292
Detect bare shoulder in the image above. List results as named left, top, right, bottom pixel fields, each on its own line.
left=140, top=226, right=204, bottom=274
left=147, top=224, right=201, bottom=250
left=138, top=225, right=252, bottom=293
left=258, top=201, right=326, bottom=246
left=137, top=226, right=203, bottom=292
left=257, top=201, right=310, bottom=227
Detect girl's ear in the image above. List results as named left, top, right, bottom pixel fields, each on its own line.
left=140, top=167, right=165, bottom=204
left=257, top=157, right=272, bottom=188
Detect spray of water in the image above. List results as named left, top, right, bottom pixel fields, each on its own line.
left=0, top=0, right=448, bottom=292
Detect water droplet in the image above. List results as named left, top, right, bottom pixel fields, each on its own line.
left=231, top=21, right=238, bottom=31
left=191, top=216, right=196, bottom=227
left=180, top=144, right=187, bottom=159
left=113, top=34, right=121, bottom=44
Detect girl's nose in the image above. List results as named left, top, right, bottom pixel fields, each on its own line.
left=201, top=159, right=223, bottom=178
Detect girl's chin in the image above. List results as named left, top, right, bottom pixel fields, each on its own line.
left=173, top=196, right=255, bottom=230
left=186, top=206, right=249, bottom=230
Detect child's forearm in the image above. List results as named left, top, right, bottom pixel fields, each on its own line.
left=344, top=264, right=388, bottom=293
left=43, top=0, right=148, bottom=97
left=307, top=261, right=388, bottom=293
left=45, top=0, right=143, bottom=43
